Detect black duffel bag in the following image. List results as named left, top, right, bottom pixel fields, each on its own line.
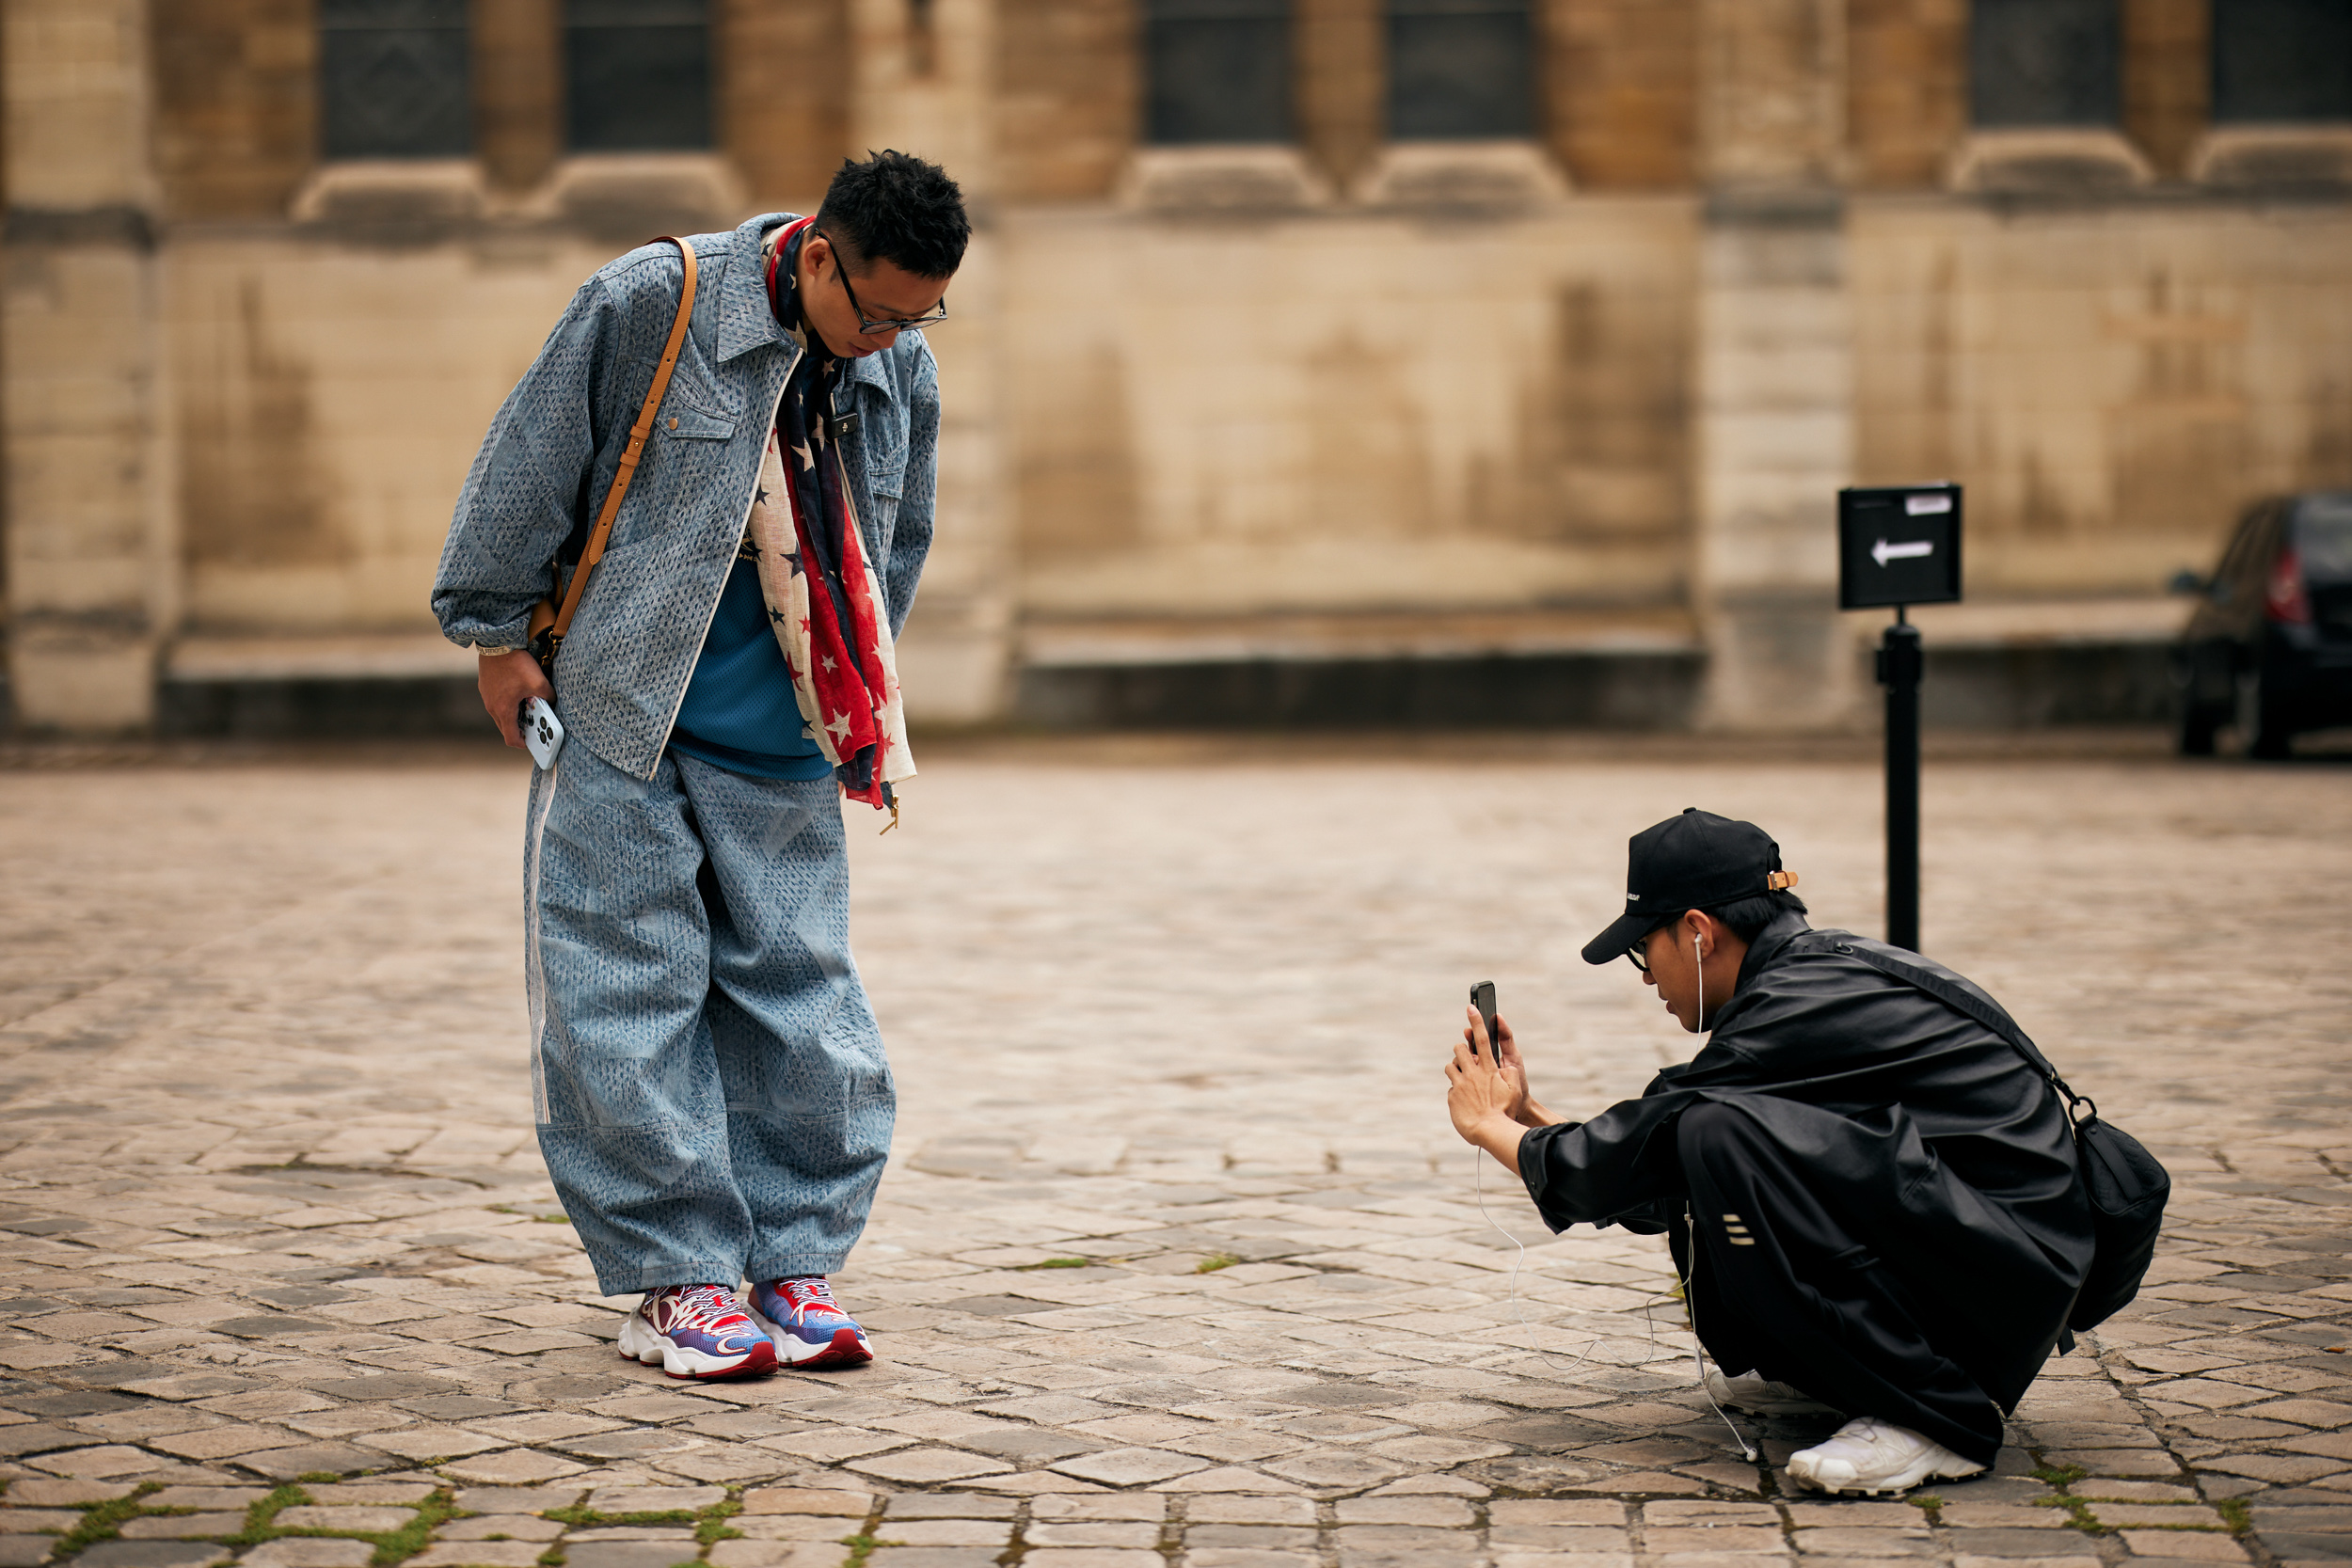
left=1837, top=946, right=2169, bottom=1333
left=2060, top=1096, right=2171, bottom=1330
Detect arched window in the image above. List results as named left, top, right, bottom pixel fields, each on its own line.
left=1387, top=0, right=1534, bottom=139
left=319, top=0, right=471, bottom=160
left=1144, top=0, right=1293, bottom=143
left=1969, top=0, right=2121, bottom=126
left=564, top=0, right=713, bottom=151
left=2213, top=0, right=2352, bottom=121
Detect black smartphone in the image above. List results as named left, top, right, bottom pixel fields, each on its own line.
left=1470, top=981, right=1498, bottom=1059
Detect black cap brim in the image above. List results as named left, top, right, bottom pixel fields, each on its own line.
left=1581, top=911, right=1658, bottom=966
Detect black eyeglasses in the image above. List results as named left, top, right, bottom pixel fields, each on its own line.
left=1625, top=922, right=1674, bottom=974
left=819, top=230, right=948, bottom=334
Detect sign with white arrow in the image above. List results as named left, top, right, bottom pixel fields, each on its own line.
left=1838, top=484, right=1963, bottom=609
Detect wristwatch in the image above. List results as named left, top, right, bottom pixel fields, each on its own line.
left=472, top=643, right=522, bottom=657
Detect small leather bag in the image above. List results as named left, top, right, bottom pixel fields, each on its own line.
left=1836, top=943, right=2169, bottom=1334
left=527, top=236, right=699, bottom=675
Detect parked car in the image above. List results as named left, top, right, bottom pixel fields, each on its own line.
left=2171, top=491, right=2352, bottom=757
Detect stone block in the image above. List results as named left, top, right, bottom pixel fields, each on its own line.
left=1029, top=1497, right=1163, bottom=1522
left=436, top=1517, right=564, bottom=1542
left=1645, top=1528, right=1788, bottom=1553
left=582, top=1487, right=726, bottom=1516
left=0, top=1511, right=78, bottom=1534
left=406, top=1547, right=550, bottom=1568
left=1792, top=1527, right=1936, bottom=1556
left=453, top=1488, right=589, bottom=1515
left=1182, top=1497, right=1317, bottom=1526
left=439, top=1452, right=588, bottom=1487
left=70, top=1546, right=230, bottom=1568
left=236, top=1543, right=377, bottom=1568
left=2117, top=1533, right=2249, bottom=1561
left=0, top=1481, right=134, bottom=1507
left=1049, top=1449, right=1206, bottom=1486
left=878, top=1497, right=1015, bottom=1521
left=303, top=1484, right=439, bottom=1506
left=117, top=1516, right=245, bottom=1540
left=741, top=1489, right=872, bottom=1517
left=846, top=1449, right=1012, bottom=1484
left=1332, top=1497, right=1473, bottom=1527
left=561, top=1545, right=704, bottom=1568
left=867, top=1518, right=1011, bottom=1549
left=1024, top=1522, right=1159, bottom=1545
left=705, top=1545, right=846, bottom=1568
left=1942, top=1528, right=2106, bottom=1558
left=271, top=1507, right=417, bottom=1533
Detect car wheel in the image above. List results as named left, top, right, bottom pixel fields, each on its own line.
left=2236, top=669, right=2294, bottom=760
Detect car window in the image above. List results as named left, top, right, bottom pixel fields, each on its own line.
left=2296, top=495, right=2352, bottom=581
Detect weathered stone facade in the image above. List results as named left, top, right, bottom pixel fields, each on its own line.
left=4, top=0, right=2350, bottom=733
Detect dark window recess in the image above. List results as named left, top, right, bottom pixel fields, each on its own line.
left=565, top=0, right=712, bottom=151
left=2214, top=0, right=2352, bottom=121
left=319, top=0, right=471, bottom=160
left=1969, top=0, right=2122, bottom=126
left=1388, top=0, right=1534, bottom=140
left=1145, top=0, right=1292, bottom=144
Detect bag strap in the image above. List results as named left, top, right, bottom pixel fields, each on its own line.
left=530, top=235, right=698, bottom=662
left=1825, top=938, right=2094, bottom=1122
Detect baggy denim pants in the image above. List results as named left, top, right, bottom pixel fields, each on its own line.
left=524, top=740, right=894, bottom=1296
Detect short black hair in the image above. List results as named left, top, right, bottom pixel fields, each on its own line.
left=1648, top=890, right=1809, bottom=946
left=814, top=150, right=969, bottom=280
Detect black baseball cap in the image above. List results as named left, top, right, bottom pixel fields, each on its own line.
left=1580, top=808, right=1796, bottom=964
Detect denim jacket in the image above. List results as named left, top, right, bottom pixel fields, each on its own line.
left=432, top=212, right=939, bottom=780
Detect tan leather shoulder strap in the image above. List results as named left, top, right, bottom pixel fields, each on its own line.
left=541, top=235, right=699, bottom=649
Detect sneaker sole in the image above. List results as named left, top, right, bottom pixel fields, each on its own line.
left=617, top=1310, right=778, bottom=1381
left=1724, top=1394, right=1845, bottom=1416
left=1787, top=1450, right=1984, bottom=1497
left=750, top=1307, right=874, bottom=1369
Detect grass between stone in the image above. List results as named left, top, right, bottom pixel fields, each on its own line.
left=49, top=1483, right=164, bottom=1559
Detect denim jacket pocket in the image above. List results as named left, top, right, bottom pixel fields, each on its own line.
left=661, top=404, right=738, bottom=442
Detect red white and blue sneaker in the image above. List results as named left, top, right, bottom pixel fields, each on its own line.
left=750, top=1275, right=873, bottom=1368
left=618, top=1284, right=778, bottom=1380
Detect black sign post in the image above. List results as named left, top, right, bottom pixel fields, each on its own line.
left=1837, top=483, right=1963, bottom=955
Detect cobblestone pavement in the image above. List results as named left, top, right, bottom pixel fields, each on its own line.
left=0, top=740, right=2347, bottom=1568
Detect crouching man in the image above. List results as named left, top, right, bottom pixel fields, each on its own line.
left=1444, top=808, right=2097, bottom=1495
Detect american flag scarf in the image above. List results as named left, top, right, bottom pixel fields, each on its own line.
left=748, top=216, right=914, bottom=816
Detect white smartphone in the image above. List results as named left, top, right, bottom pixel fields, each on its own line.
left=521, top=697, right=565, bottom=769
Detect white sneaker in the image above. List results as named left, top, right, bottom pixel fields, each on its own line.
left=1787, top=1415, right=1986, bottom=1496
left=1706, top=1368, right=1842, bottom=1416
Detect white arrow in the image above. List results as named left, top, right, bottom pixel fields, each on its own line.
left=1873, top=537, right=1933, bottom=568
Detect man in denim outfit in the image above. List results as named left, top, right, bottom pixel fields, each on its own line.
left=433, top=152, right=967, bottom=1379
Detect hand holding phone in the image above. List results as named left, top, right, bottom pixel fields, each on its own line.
left=520, top=696, right=566, bottom=769
left=1469, top=981, right=1499, bottom=1061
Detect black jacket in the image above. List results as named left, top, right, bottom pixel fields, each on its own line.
left=1518, top=912, right=2095, bottom=1412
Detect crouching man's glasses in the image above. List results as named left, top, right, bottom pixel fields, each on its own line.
left=1625, top=922, right=1675, bottom=974
left=820, top=230, right=949, bottom=334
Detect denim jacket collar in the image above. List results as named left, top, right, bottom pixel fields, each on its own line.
left=716, top=213, right=915, bottom=407
left=715, top=213, right=801, bottom=365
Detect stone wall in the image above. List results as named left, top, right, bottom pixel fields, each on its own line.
left=6, top=0, right=2351, bottom=736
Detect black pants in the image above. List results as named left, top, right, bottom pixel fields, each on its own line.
left=1671, top=1101, right=2004, bottom=1465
